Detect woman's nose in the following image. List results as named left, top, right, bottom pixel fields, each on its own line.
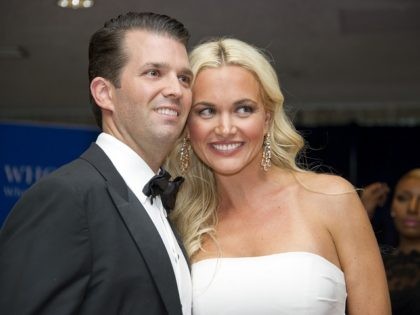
left=407, top=196, right=419, bottom=214
left=214, top=114, right=237, bottom=136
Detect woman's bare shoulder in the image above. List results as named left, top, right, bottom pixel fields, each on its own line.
left=293, top=171, right=357, bottom=196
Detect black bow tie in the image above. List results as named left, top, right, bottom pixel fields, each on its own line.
left=142, top=168, right=184, bottom=212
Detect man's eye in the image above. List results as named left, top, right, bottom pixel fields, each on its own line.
left=179, top=75, right=192, bottom=86
left=146, top=70, right=159, bottom=77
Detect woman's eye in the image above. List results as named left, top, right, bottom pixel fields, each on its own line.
left=198, top=108, right=214, bottom=118
left=396, top=194, right=410, bottom=202
left=237, top=105, right=254, bottom=116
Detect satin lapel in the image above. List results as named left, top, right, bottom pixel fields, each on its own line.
left=108, top=187, right=182, bottom=315
left=80, top=144, right=128, bottom=199
left=80, top=144, right=182, bottom=315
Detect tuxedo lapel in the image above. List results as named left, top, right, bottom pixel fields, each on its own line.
left=80, top=144, right=182, bottom=315
left=108, top=187, right=181, bottom=314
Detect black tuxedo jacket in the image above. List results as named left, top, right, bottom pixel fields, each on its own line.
left=0, top=143, right=186, bottom=315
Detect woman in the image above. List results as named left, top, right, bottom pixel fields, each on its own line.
left=382, top=169, right=420, bottom=315
left=168, top=38, right=390, bottom=314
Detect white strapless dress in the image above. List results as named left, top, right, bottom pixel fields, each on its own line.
left=192, top=252, right=347, bottom=315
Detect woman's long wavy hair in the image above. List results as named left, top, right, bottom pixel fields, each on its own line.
left=167, top=38, right=305, bottom=258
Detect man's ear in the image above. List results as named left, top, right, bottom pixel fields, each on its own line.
left=90, top=77, right=115, bottom=111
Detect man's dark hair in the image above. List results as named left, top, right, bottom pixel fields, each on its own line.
left=88, top=12, right=190, bottom=127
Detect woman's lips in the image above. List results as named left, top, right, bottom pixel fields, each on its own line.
left=402, top=219, right=420, bottom=227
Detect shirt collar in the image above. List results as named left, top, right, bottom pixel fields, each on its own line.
left=96, top=132, right=156, bottom=203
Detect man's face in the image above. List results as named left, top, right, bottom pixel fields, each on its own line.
left=109, top=30, right=192, bottom=165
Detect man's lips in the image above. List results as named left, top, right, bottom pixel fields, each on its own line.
left=155, top=107, right=179, bottom=117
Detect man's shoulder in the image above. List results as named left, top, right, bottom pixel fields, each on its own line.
left=28, top=155, right=102, bottom=194
left=48, top=158, right=103, bottom=185
left=43, top=144, right=106, bottom=182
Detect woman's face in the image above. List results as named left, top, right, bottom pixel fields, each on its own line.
left=187, top=65, right=270, bottom=176
left=391, top=176, right=420, bottom=239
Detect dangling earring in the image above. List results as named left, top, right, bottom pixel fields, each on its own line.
left=261, top=133, right=271, bottom=171
left=179, top=137, right=191, bottom=174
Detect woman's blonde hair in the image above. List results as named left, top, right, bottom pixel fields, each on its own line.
left=167, top=38, right=305, bottom=258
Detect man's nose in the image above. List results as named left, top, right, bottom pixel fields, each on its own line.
left=162, top=75, right=182, bottom=98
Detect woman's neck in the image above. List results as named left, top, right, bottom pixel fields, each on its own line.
left=215, top=166, right=294, bottom=213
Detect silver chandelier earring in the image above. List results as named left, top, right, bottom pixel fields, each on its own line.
left=261, top=133, right=272, bottom=171
left=179, top=137, right=191, bottom=174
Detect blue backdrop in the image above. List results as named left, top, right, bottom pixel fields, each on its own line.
left=0, top=121, right=99, bottom=225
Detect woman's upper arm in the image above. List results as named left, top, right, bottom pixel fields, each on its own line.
left=327, top=178, right=391, bottom=315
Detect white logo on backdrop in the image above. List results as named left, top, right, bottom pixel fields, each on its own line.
left=3, top=164, right=56, bottom=197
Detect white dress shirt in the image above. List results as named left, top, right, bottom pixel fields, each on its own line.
left=96, top=133, right=192, bottom=315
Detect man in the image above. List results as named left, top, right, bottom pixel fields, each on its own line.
left=0, top=12, right=193, bottom=315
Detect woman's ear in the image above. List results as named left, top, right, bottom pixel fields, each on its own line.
left=90, top=77, right=115, bottom=112
left=264, top=111, right=272, bottom=133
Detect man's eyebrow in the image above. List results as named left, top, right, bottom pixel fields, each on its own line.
left=141, top=62, right=193, bottom=77
left=141, top=62, right=168, bottom=69
left=181, top=68, right=194, bottom=78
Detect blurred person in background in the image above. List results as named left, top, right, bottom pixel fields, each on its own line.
left=361, top=168, right=420, bottom=314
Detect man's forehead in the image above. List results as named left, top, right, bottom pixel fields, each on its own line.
left=122, top=31, right=190, bottom=69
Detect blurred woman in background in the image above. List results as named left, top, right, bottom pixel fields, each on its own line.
left=383, top=169, right=420, bottom=314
